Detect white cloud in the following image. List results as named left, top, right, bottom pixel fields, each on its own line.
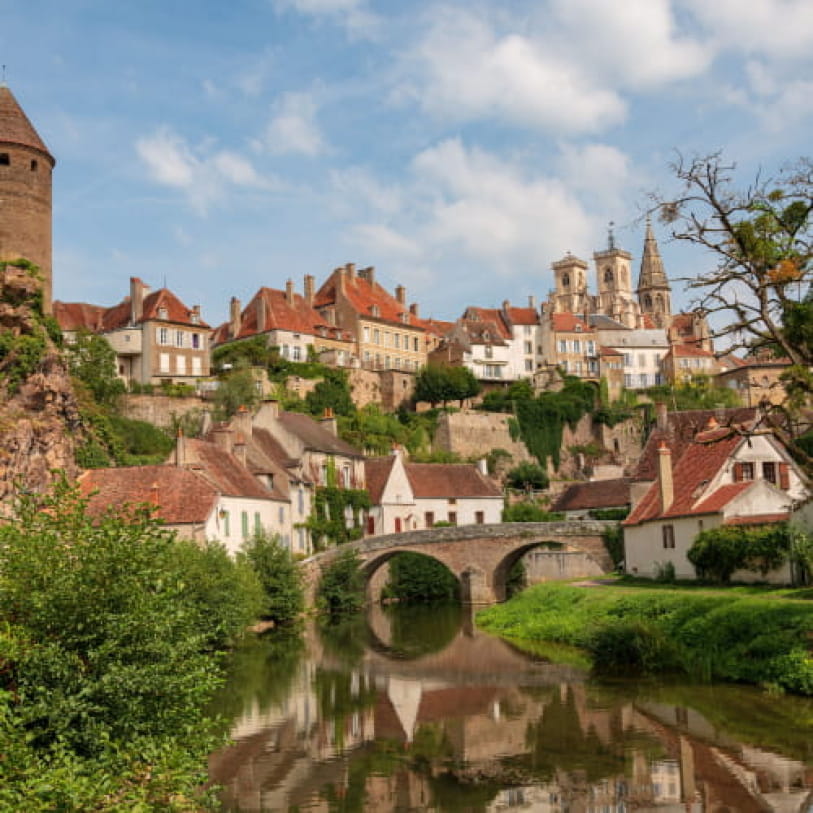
left=136, top=128, right=269, bottom=213
left=400, top=7, right=625, bottom=134
left=264, top=92, right=327, bottom=156
left=744, top=60, right=813, bottom=132
left=549, top=0, right=712, bottom=88
left=558, top=143, right=636, bottom=214
left=273, top=0, right=379, bottom=37
left=329, top=167, right=402, bottom=217
left=351, top=223, right=422, bottom=259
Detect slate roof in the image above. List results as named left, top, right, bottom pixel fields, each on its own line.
left=405, top=463, right=502, bottom=499
left=0, top=85, right=53, bottom=159
left=364, top=456, right=397, bottom=504
left=79, top=465, right=217, bottom=525
left=551, top=478, right=631, bottom=513
left=588, top=314, right=629, bottom=330
left=277, top=411, right=364, bottom=457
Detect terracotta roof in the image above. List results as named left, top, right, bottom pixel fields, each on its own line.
left=551, top=478, right=631, bottom=513
left=505, top=306, right=539, bottom=326
left=418, top=318, right=455, bottom=338
left=0, top=85, right=53, bottom=160
left=277, top=411, right=363, bottom=457
left=724, top=512, right=790, bottom=526
left=141, top=288, right=209, bottom=328
left=457, top=318, right=508, bottom=346
left=53, top=301, right=106, bottom=332
left=599, top=345, right=624, bottom=357
left=79, top=465, right=217, bottom=525
left=666, top=343, right=716, bottom=358
left=184, top=438, right=277, bottom=500
left=633, top=407, right=757, bottom=482
left=405, top=463, right=502, bottom=499
left=462, top=307, right=511, bottom=339
left=315, top=269, right=425, bottom=330
left=551, top=313, right=593, bottom=333
left=641, top=314, right=656, bottom=329
left=364, top=456, right=397, bottom=504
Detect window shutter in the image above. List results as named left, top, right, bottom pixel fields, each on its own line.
left=733, top=462, right=744, bottom=482
left=779, top=463, right=790, bottom=490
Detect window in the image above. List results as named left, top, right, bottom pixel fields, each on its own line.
left=158, top=307, right=168, bottom=320
left=733, top=462, right=755, bottom=481
left=222, top=511, right=230, bottom=536
left=159, top=353, right=170, bottom=373
left=176, top=355, right=186, bottom=375
left=30, top=159, right=37, bottom=171
left=524, top=325, right=531, bottom=335
left=363, top=326, right=370, bottom=342
left=624, top=373, right=633, bottom=387
left=524, top=341, right=532, bottom=354
left=573, top=339, right=581, bottom=353
left=475, top=511, right=485, bottom=524
left=278, top=506, right=285, bottom=524
left=525, top=359, right=533, bottom=371
left=191, top=356, right=201, bottom=375
left=638, top=354, right=646, bottom=368
left=373, top=329, right=380, bottom=344
left=623, top=353, right=632, bottom=366
left=394, top=333, right=400, bottom=349
left=762, top=461, right=777, bottom=484
left=0, top=153, right=8, bottom=165
left=662, top=525, right=675, bottom=549
left=587, top=341, right=595, bottom=355
left=254, top=512, right=262, bottom=535
left=298, top=488, right=305, bottom=515
left=192, top=333, right=200, bottom=349
left=413, top=337, right=419, bottom=351
left=342, top=465, right=351, bottom=488
left=158, top=327, right=168, bottom=345
left=292, top=346, right=301, bottom=361
left=559, top=339, right=567, bottom=353
left=175, top=330, right=184, bottom=347
left=448, top=498, right=457, bottom=505
left=366, top=516, right=375, bottom=535
left=395, top=517, right=402, bottom=533
left=639, top=373, right=648, bottom=388
left=447, top=512, right=457, bottom=525
left=241, top=511, right=249, bottom=539
left=425, top=511, right=434, bottom=527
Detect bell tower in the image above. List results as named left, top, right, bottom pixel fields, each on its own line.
left=593, top=222, right=638, bottom=327
left=0, top=84, right=55, bottom=313
left=550, top=252, right=590, bottom=314
left=637, top=217, right=672, bottom=328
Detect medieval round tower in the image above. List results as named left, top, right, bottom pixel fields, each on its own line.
left=0, top=84, right=55, bottom=313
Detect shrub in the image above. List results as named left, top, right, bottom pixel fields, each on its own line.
left=505, top=462, right=549, bottom=491
left=317, top=548, right=366, bottom=617
left=386, top=553, right=459, bottom=602
left=239, top=532, right=304, bottom=625
left=502, top=502, right=563, bottom=522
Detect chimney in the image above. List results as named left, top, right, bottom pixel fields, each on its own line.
left=253, top=398, right=280, bottom=431
left=130, top=277, right=144, bottom=324
left=229, top=296, right=242, bottom=339
left=175, top=427, right=185, bottom=467
left=502, top=299, right=510, bottom=312
left=304, top=274, right=315, bottom=306
left=285, top=279, right=295, bottom=306
left=363, top=265, right=375, bottom=286
left=211, top=426, right=234, bottom=454
left=655, top=401, right=668, bottom=431
left=256, top=295, right=267, bottom=333
left=528, top=295, right=536, bottom=308
left=477, top=457, right=488, bottom=476
left=234, top=436, right=248, bottom=467
left=345, top=262, right=356, bottom=279
left=234, top=404, right=253, bottom=438
left=410, top=302, right=419, bottom=318
left=320, top=406, right=338, bottom=437
left=336, top=266, right=346, bottom=295
left=658, top=441, right=674, bottom=511
left=395, top=285, right=406, bottom=305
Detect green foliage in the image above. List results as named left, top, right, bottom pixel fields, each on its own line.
left=65, top=330, right=125, bottom=407
left=107, top=414, right=175, bottom=462
left=305, top=368, right=355, bottom=417
left=654, top=560, right=677, bottom=583
left=485, top=447, right=512, bottom=475
left=385, top=553, right=460, bottom=603
left=502, top=501, right=563, bottom=522
left=239, top=532, right=304, bottom=625
left=0, top=331, right=46, bottom=393
left=317, top=548, right=366, bottom=616
left=602, top=523, right=625, bottom=567
left=505, top=461, right=549, bottom=490
left=505, top=559, right=526, bottom=598
left=688, top=524, right=792, bottom=583
left=0, top=476, right=244, bottom=808
left=644, top=381, right=741, bottom=411
left=213, top=335, right=271, bottom=369
left=414, top=364, right=481, bottom=406
left=477, top=582, right=813, bottom=694
left=591, top=507, right=630, bottom=521
left=213, top=367, right=260, bottom=419
left=304, top=480, right=370, bottom=550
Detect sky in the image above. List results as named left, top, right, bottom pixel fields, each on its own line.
left=2, top=0, right=812, bottom=329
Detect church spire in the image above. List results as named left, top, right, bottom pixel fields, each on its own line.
left=637, top=217, right=669, bottom=292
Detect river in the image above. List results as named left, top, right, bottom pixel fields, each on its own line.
left=209, top=603, right=813, bottom=811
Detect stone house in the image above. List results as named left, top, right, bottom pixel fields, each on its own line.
left=550, top=478, right=632, bottom=520
left=715, top=352, right=792, bottom=407
left=623, top=414, right=808, bottom=582
left=364, top=451, right=503, bottom=535
left=435, top=316, right=512, bottom=382
left=661, top=343, right=721, bottom=385
left=54, top=276, right=210, bottom=387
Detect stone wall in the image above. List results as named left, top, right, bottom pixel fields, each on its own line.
left=348, top=368, right=415, bottom=411
left=120, top=394, right=209, bottom=429
left=433, top=410, right=533, bottom=463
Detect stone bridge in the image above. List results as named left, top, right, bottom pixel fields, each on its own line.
left=301, top=520, right=615, bottom=606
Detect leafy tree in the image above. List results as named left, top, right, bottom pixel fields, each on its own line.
left=502, top=502, right=563, bottom=522
left=64, top=329, right=126, bottom=407
left=213, top=366, right=260, bottom=419
left=505, top=462, right=550, bottom=491
left=317, top=548, right=366, bottom=617
left=655, top=153, right=812, bottom=396
left=386, top=553, right=459, bottom=602
left=414, top=364, right=480, bottom=407
left=240, top=531, right=304, bottom=625
left=305, top=368, right=355, bottom=417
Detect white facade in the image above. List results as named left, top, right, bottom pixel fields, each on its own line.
left=415, top=494, right=503, bottom=528
left=597, top=327, right=669, bottom=389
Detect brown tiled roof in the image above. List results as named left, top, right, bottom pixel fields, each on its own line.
left=405, top=463, right=502, bottom=499
left=641, top=314, right=656, bottom=329
left=78, top=465, right=217, bottom=525
left=551, top=313, right=593, bottom=333
left=249, top=427, right=302, bottom=472
left=364, top=456, right=397, bottom=504
left=0, top=86, right=53, bottom=160
left=551, top=478, right=631, bottom=512
left=458, top=318, right=508, bottom=346
left=185, top=439, right=277, bottom=500
left=633, top=407, right=757, bottom=482
left=599, top=345, right=623, bottom=357
left=142, top=288, right=209, bottom=328
left=505, top=306, right=539, bottom=326
left=665, top=343, right=716, bottom=359
left=724, top=512, right=789, bottom=526
left=53, top=301, right=106, bottom=332
left=418, top=318, right=455, bottom=338
left=462, top=307, right=511, bottom=339
left=315, top=269, right=425, bottom=330
left=277, top=411, right=363, bottom=457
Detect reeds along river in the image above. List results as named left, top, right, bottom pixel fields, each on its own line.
left=209, top=603, right=813, bottom=812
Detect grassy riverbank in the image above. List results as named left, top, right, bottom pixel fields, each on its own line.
left=476, top=582, right=813, bottom=695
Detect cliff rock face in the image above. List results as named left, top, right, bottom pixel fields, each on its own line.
left=0, top=265, right=84, bottom=501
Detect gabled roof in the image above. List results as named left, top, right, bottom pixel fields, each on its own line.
left=52, top=301, right=106, bottom=332
left=418, top=317, right=455, bottom=338
left=456, top=318, right=508, bottom=346
left=364, top=456, right=397, bottom=504
left=79, top=465, right=218, bottom=525
left=505, top=306, right=539, bottom=326
left=404, top=463, right=502, bottom=499
left=462, top=307, right=511, bottom=339
left=139, top=287, right=209, bottom=328
left=277, top=411, right=363, bottom=458
left=184, top=439, right=276, bottom=500
left=0, top=85, right=53, bottom=161
left=664, top=343, right=716, bottom=359
left=589, top=314, right=630, bottom=330
left=550, top=313, right=593, bottom=333
left=599, top=345, right=624, bottom=357
left=551, top=478, right=631, bottom=513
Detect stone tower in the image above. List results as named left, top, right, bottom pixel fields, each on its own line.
left=550, top=253, right=590, bottom=314
left=637, top=217, right=672, bottom=328
left=593, top=224, right=637, bottom=327
left=0, top=84, right=55, bottom=313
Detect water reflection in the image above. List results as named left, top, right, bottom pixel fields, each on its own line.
left=209, top=604, right=813, bottom=812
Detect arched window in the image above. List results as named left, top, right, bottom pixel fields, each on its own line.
left=643, top=294, right=652, bottom=309
left=604, top=268, right=613, bottom=284
left=562, top=273, right=570, bottom=288
left=655, top=293, right=664, bottom=311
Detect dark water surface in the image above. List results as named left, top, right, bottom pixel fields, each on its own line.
left=209, top=603, right=813, bottom=811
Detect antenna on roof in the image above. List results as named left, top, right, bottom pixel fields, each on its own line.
left=607, top=221, right=616, bottom=250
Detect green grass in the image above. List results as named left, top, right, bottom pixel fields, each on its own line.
left=477, top=582, right=813, bottom=695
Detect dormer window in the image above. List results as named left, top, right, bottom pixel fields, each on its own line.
left=191, top=312, right=200, bottom=325
left=400, top=312, right=409, bottom=324
left=575, top=324, right=582, bottom=332
left=370, top=304, right=380, bottom=318
left=158, top=307, right=168, bottom=320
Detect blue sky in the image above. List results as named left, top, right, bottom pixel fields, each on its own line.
left=2, top=0, right=812, bottom=328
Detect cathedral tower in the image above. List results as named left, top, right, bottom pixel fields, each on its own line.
left=550, top=252, right=590, bottom=314
left=593, top=223, right=637, bottom=327
left=0, top=84, right=55, bottom=313
left=637, top=217, right=672, bottom=328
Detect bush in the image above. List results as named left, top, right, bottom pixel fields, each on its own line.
left=240, top=532, right=304, bottom=625
left=502, top=502, right=563, bottom=522
left=386, top=553, right=459, bottom=603
left=505, top=462, right=549, bottom=491
left=317, top=548, right=366, bottom=617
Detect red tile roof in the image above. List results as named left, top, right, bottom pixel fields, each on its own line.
left=418, top=318, right=455, bottom=338
left=139, top=287, right=209, bottom=328
left=551, top=313, right=593, bottom=333
left=724, top=512, right=790, bottom=526
left=505, top=306, right=539, bottom=326
left=277, top=411, right=363, bottom=457
left=462, top=307, right=511, bottom=339
left=184, top=439, right=277, bottom=500
left=53, top=301, right=106, bottom=332
left=551, top=478, right=631, bottom=513
left=364, top=456, right=397, bottom=504
left=599, top=345, right=624, bottom=357
left=405, top=463, right=502, bottom=499
left=79, top=465, right=218, bottom=525
left=665, top=343, right=716, bottom=358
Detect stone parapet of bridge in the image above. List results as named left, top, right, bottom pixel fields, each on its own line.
left=302, top=520, right=616, bottom=607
